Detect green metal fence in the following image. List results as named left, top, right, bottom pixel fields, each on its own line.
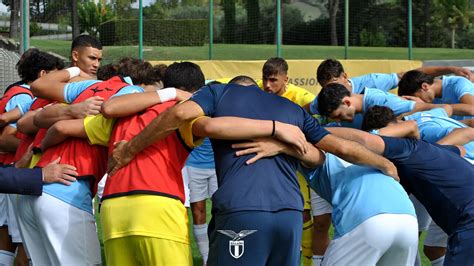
left=0, top=0, right=473, bottom=61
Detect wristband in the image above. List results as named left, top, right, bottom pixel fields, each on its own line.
left=157, top=87, right=177, bottom=102
left=271, top=120, right=276, bottom=137
left=66, top=67, right=81, bottom=79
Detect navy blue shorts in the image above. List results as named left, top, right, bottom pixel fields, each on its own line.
left=444, top=228, right=474, bottom=266
left=207, top=210, right=302, bottom=266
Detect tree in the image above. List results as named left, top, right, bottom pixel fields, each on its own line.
left=2, top=0, right=20, bottom=39
left=78, top=2, right=115, bottom=37
left=439, top=0, right=473, bottom=48
left=71, top=0, right=80, bottom=38
left=328, top=0, right=339, bottom=46
left=245, top=0, right=260, bottom=43
left=222, top=0, right=236, bottom=43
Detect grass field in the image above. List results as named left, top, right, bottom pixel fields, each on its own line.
left=31, top=39, right=474, bottom=62
left=94, top=200, right=431, bottom=266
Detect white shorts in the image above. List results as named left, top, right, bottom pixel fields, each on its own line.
left=182, top=166, right=217, bottom=204
left=6, top=195, right=21, bottom=243
left=0, top=194, right=6, bottom=226
left=310, top=189, right=332, bottom=216
left=322, top=214, right=418, bottom=266
left=181, top=168, right=190, bottom=208
left=424, top=221, right=448, bottom=248
left=96, top=174, right=108, bottom=201
left=16, top=194, right=101, bottom=265
left=409, top=194, right=431, bottom=231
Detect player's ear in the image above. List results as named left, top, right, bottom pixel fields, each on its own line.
left=421, top=82, right=430, bottom=91
left=342, top=96, right=351, bottom=107
left=71, top=50, right=79, bottom=64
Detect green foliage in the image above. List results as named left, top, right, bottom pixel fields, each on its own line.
left=457, top=26, right=474, bottom=48
left=359, top=28, right=387, bottom=47
left=98, top=19, right=208, bottom=46
left=78, top=1, right=115, bottom=37
left=143, top=2, right=168, bottom=19
left=168, top=5, right=209, bottom=19
left=29, top=21, right=42, bottom=36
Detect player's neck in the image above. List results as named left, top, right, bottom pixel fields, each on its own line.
left=352, top=94, right=363, bottom=112
left=432, top=80, right=443, bottom=97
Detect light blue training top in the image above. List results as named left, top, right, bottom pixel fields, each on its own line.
left=5, top=84, right=35, bottom=128
left=433, top=76, right=474, bottom=120
left=186, top=138, right=215, bottom=169
left=300, top=153, right=416, bottom=239
left=310, top=73, right=398, bottom=116
left=43, top=77, right=143, bottom=214
left=405, top=108, right=474, bottom=160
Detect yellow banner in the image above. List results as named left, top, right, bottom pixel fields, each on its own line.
left=150, top=60, right=423, bottom=95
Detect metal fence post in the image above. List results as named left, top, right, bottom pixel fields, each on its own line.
left=408, top=0, right=413, bottom=60
left=20, top=0, right=29, bottom=54
left=276, top=0, right=282, bottom=57
left=344, top=0, right=349, bottom=59
left=209, top=0, right=214, bottom=60
left=139, top=0, right=143, bottom=60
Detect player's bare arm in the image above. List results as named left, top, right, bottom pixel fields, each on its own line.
left=0, top=108, right=22, bottom=129
left=376, top=120, right=420, bottom=139
left=33, top=98, right=103, bottom=128
left=40, top=119, right=87, bottom=151
left=437, top=127, right=474, bottom=147
left=107, top=100, right=205, bottom=175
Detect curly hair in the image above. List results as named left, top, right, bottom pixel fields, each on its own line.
left=16, top=48, right=65, bottom=82
left=361, top=106, right=397, bottom=131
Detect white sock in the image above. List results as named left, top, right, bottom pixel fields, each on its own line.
left=431, top=256, right=445, bottom=266
left=312, top=255, right=324, bottom=266
left=193, top=223, right=209, bottom=263
left=414, top=251, right=421, bottom=266
left=0, top=250, right=15, bottom=266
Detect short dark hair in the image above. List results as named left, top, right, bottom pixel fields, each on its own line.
left=361, top=106, right=397, bottom=131
left=262, top=57, right=288, bottom=78
left=151, top=64, right=168, bottom=84
left=317, top=59, right=344, bottom=86
left=117, top=58, right=156, bottom=85
left=317, top=83, right=350, bottom=117
left=97, top=63, right=118, bottom=80
left=16, top=48, right=65, bottom=82
left=398, top=70, right=434, bottom=96
left=163, top=62, right=205, bottom=92
left=229, top=75, right=257, bottom=86
left=71, top=34, right=102, bottom=51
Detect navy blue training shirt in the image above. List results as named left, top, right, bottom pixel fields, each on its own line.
left=190, top=83, right=329, bottom=214
left=382, top=136, right=474, bottom=235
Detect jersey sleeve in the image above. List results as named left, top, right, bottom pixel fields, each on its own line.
left=381, top=136, right=416, bottom=161
left=453, top=78, right=474, bottom=102
left=302, top=110, right=330, bottom=144
left=83, top=114, right=116, bottom=146
left=112, top=85, right=144, bottom=97
left=190, top=85, right=224, bottom=116
left=351, top=73, right=398, bottom=93
left=64, top=80, right=101, bottom=103
left=365, top=89, right=415, bottom=115
left=5, top=94, right=35, bottom=127
left=177, top=116, right=207, bottom=149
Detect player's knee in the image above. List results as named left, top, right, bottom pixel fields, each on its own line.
left=423, top=245, right=446, bottom=260
left=313, top=214, right=331, bottom=232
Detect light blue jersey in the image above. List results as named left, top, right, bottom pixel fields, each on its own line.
left=310, top=73, right=398, bottom=115
left=186, top=138, right=215, bottom=169
left=300, top=154, right=415, bottom=239
left=5, top=84, right=35, bottom=128
left=405, top=108, right=474, bottom=160
left=44, top=77, right=143, bottom=214
left=350, top=73, right=398, bottom=94
left=342, top=88, right=416, bottom=129
left=433, top=76, right=474, bottom=120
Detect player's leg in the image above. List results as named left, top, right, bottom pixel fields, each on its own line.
left=298, top=174, right=313, bottom=266
left=189, top=166, right=217, bottom=265
left=6, top=195, right=27, bottom=266
left=377, top=214, right=419, bottom=266
left=0, top=194, right=15, bottom=266
left=310, top=189, right=332, bottom=266
left=16, top=195, right=51, bottom=265
left=443, top=228, right=474, bottom=265
left=33, top=194, right=101, bottom=265
left=208, top=211, right=274, bottom=266
left=423, top=221, right=448, bottom=266
left=409, top=194, right=431, bottom=266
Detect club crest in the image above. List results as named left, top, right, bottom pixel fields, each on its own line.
left=217, top=230, right=257, bottom=259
